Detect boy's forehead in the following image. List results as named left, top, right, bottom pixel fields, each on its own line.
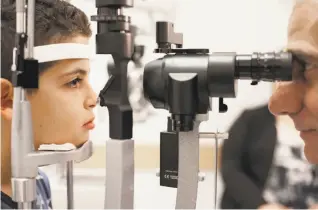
left=43, top=59, right=90, bottom=78
left=38, top=35, right=92, bottom=77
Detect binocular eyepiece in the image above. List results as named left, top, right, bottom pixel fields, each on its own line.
left=143, top=22, right=293, bottom=132
left=143, top=51, right=292, bottom=107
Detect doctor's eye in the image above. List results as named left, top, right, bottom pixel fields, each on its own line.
left=67, top=77, right=83, bottom=88
left=305, top=62, right=318, bottom=71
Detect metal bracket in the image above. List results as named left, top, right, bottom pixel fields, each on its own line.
left=200, top=131, right=228, bottom=209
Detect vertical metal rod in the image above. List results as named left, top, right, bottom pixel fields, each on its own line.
left=26, top=0, right=35, bottom=59
left=18, top=0, right=27, bottom=101
left=18, top=202, right=32, bottom=209
left=16, top=0, right=25, bottom=33
left=104, top=140, right=134, bottom=209
left=175, top=122, right=200, bottom=209
left=13, top=1, right=29, bottom=209
left=67, top=161, right=74, bottom=209
left=23, top=0, right=35, bottom=103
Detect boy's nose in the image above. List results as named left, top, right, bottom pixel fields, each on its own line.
left=268, top=81, right=304, bottom=116
left=85, top=88, right=97, bottom=109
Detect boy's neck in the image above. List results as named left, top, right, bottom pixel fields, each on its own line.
left=1, top=183, right=12, bottom=197
left=1, top=119, right=12, bottom=196
left=1, top=152, right=12, bottom=196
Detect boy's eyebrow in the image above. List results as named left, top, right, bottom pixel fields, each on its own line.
left=59, top=68, right=88, bottom=78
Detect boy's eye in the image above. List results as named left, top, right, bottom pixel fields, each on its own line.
left=67, top=78, right=82, bottom=88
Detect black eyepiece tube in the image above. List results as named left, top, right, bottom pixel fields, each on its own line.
left=143, top=51, right=294, bottom=115
left=235, top=51, right=293, bottom=82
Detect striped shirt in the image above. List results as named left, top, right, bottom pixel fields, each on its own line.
left=1, top=170, right=52, bottom=209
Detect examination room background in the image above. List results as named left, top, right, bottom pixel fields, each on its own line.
left=39, top=0, right=296, bottom=209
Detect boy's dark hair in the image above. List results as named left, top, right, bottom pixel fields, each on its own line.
left=1, top=0, right=92, bottom=82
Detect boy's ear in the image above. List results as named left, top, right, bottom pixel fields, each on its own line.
left=1, top=79, right=13, bottom=121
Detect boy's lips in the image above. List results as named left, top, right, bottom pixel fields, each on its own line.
left=83, top=118, right=95, bottom=130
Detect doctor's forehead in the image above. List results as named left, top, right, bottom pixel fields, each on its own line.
left=287, top=0, right=318, bottom=57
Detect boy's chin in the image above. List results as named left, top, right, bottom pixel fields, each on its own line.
left=73, top=137, right=89, bottom=148
left=75, top=139, right=89, bottom=148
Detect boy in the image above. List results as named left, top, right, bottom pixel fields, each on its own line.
left=1, top=0, right=97, bottom=208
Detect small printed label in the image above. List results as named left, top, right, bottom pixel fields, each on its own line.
left=163, top=170, right=178, bottom=180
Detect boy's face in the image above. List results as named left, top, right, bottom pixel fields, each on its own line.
left=268, top=0, right=318, bottom=163
left=28, top=36, right=97, bottom=149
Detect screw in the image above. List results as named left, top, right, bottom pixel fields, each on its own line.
left=199, top=132, right=229, bottom=140
left=198, top=172, right=205, bottom=181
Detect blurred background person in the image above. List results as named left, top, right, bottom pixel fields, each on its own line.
left=220, top=103, right=318, bottom=209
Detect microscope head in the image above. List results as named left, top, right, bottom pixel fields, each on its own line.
left=143, top=21, right=293, bottom=132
